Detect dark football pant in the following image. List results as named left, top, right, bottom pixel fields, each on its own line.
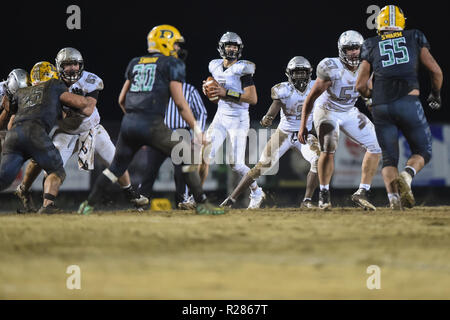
left=88, top=114, right=205, bottom=205
left=0, top=122, right=65, bottom=191
left=371, top=95, right=432, bottom=168
left=139, top=145, right=188, bottom=205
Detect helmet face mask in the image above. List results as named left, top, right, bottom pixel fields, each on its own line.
left=218, top=32, right=243, bottom=61
left=285, top=56, right=312, bottom=92
left=338, top=30, right=364, bottom=68
left=55, top=47, right=84, bottom=84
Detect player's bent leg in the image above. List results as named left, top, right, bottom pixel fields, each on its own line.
left=298, top=135, right=320, bottom=207
left=93, top=124, right=148, bottom=209
left=396, top=97, right=433, bottom=208
left=15, top=160, right=41, bottom=213
left=38, top=169, right=66, bottom=214
left=351, top=151, right=380, bottom=211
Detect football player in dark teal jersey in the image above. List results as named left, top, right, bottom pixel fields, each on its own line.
left=78, top=25, right=225, bottom=215
left=356, top=5, right=443, bottom=210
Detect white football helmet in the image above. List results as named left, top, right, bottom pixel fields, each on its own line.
left=218, top=32, right=243, bottom=60
left=285, top=56, right=313, bottom=92
left=55, top=47, right=84, bottom=83
left=338, top=30, right=364, bottom=68
left=5, top=68, right=30, bottom=96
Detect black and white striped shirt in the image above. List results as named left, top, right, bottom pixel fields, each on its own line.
left=164, top=83, right=207, bottom=131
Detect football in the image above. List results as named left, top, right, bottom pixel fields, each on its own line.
left=203, top=76, right=219, bottom=102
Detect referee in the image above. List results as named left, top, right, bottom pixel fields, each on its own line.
left=139, top=82, right=207, bottom=208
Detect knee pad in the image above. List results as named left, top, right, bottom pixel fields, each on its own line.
left=309, top=158, right=318, bottom=173
left=381, top=153, right=399, bottom=168
left=318, top=121, right=338, bottom=153
left=420, top=150, right=432, bottom=165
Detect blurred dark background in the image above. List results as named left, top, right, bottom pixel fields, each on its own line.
left=1, top=0, right=448, bottom=123
left=1, top=0, right=449, bottom=210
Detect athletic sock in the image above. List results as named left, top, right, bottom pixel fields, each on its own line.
left=387, top=192, right=400, bottom=202
left=404, top=166, right=416, bottom=179
left=359, top=183, right=371, bottom=191
left=320, top=184, right=329, bottom=191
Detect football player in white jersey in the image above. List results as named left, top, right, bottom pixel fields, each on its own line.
left=221, top=56, right=320, bottom=208
left=201, top=31, right=264, bottom=209
left=1, top=69, right=30, bottom=149
left=298, top=30, right=381, bottom=210
left=15, top=48, right=148, bottom=212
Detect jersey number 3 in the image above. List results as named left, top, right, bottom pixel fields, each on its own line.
left=131, top=64, right=157, bottom=92
left=378, top=37, right=410, bottom=67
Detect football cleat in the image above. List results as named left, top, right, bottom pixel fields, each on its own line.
left=123, top=187, right=149, bottom=208
left=220, top=197, right=236, bottom=208
left=318, top=189, right=332, bottom=210
left=196, top=201, right=226, bottom=215
left=300, top=199, right=316, bottom=209
left=37, top=203, right=62, bottom=214
left=178, top=195, right=196, bottom=210
left=351, top=188, right=376, bottom=211
left=15, top=184, right=37, bottom=213
left=248, top=187, right=265, bottom=210
left=396, top=171, right=415, bottom=208
left=389, top=195, right=403, bottom=211
left=78, top=201, right=94, bottom=215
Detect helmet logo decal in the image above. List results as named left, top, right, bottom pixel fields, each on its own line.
left=160, top=30, right=174, bottom=39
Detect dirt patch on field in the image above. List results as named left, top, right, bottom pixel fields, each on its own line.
left=1, top=207, right=450, bottom=299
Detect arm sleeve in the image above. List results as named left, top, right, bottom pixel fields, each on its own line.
left=124, top=59, right=135, bottom=80
left=168, top=58, right=186, bottom=83
left=415, top=29, right=431, bottom=50
left=360, top=40, right=372, bottom=62
left=188, top=87, right=208, bottom=131
left=241, top=74, right=254, bottom=88
left=86, top=90, right=99, bottom=100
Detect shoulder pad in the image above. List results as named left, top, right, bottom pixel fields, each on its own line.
left=234, top=60, right=255, bottom=76
left=271, top=82, right=292, bottom=100
left=74, top=71, right=104, bottom=93
left=208, top=59, right=223, bottom=74
left=316, top=58, right=340, bottom=81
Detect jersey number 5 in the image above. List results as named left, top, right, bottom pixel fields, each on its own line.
left=130, top=64, right=157, bottom=92
left=379, top=37, right=410, bottom=67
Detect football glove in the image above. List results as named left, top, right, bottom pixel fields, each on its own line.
left=427, top=91, right=441, bottom=110
left=260, top=115, right=274, bottom=127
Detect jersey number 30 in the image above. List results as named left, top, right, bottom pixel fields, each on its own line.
left=378, top=37, right=410, bottom=67
left=130, top=64, right=157, bottom=92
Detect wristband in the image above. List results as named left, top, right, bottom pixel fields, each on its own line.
left=226, top=89, right=241, bottom=101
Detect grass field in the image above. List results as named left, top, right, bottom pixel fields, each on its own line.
left=1, top=206, right=450, bottom=299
